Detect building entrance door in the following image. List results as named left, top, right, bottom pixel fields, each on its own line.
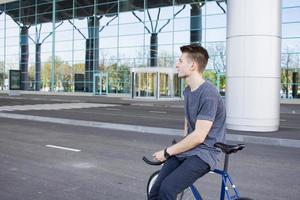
left=131, top=67, right=182, bottom=99
left=93, top=72, right=108, bottom=95
left=135, top=72, right=157, bottom=97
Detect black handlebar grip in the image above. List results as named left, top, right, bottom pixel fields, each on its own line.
left=143, top=156, right=164, bottom=166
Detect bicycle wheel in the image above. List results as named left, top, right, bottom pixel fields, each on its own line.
left=147, top=170, right=160, bottom=196
left=146, top=170, right=196, bottom=200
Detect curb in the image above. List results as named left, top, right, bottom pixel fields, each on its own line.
left=0, top=112, right=299, bottom=148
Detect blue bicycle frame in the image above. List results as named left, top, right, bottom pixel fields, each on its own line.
left=214, top=169, right=240, bottom=200
left=189, top=169, right=240, bottom=200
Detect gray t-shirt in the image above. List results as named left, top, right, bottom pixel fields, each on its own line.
left=176, top=81, right=226, bottom=170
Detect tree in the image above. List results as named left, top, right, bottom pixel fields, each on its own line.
left=0, top=61, right=7, bottom=89
left=73, top=63, right=85, bottom=74
left=281, top=47, right=299, bottom=98
left=203, top=70, right=217, bottom=84
left=28, top=64, right=35, bottom=89
left=41, top=56, right=65, bottom=91
left=158, top=51, right=174, bottom=68
left=208, top=43, right=226, bottom=91
left=105, top=63, right=130, bottom=93
left=28, top=64, right=35, bottom=81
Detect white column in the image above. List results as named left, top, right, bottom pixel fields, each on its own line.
left=226, top=0, right=281, bottom=132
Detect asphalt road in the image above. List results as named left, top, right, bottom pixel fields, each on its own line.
left=0, top=117, right=299, bottom=200
left=1, top=94, right=300, bottom=131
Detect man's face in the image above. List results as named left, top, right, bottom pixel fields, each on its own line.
left=176, top=53, right=193, bottom=78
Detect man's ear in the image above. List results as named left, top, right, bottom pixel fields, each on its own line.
left=190, top=62, right=196, bottom=70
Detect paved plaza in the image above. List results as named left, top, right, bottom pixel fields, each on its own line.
left=0, top=93, right=300, bottom=200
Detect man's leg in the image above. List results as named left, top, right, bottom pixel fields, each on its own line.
left=148, top=156, right=181, bottom=200
left=159, top=156, right=210, bottom=200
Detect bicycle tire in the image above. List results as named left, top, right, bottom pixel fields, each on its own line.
left=147, top=170, right=160, bottom=197
left=146, top=170, right=196, bottom=200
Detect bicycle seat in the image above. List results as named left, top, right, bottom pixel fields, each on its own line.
left=214, top=142, right=245, bottom=154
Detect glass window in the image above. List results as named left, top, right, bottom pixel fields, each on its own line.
left=100, top=23, right=118, bottom=37
left=174, top=17, right=189, bottom=31
left=206, top=14, right=226, bottom=29
left=100, top=36, right=118, bottom=49
left=173, top=74, right=181, bottom=97
left=100, top=48, right=118, bottom=62
left=119, top=23, right=144, bottom=36
left=173, top=4, right=189, bottom=18
left=282, top=0, right=300, bottom=7
left=97, top=1, right=118, bottom=19
left=158, top=32, right=173, bottom=45
left=282, top=23, right=300, bottom=38
left=174, top=31, right=190, bottom=45
left=205, top=28, right=226, bottom=42
left=204, top=1, right=227, bottom=15
left=135, top=72, right=156, bottom=97
left=119, top=46, right=141, bottom=59
left=282, top=38, right=300, bottom=52
left=119, top=34, right=143, bottom=47
left=119, top=0, right=143, bottom=13
left=282, top=7, right=300, bottom=23
left=158, top=45, right=174, bottom=68
left=159, top=73, right=170, bottom=97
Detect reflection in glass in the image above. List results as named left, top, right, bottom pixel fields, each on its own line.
left=135, top=72, right=156, bottom=97
left=93, top=72, right=108, bottom=95
left=174, top=74, right=182, bottom=97
left=160, top=73, right=169, bottom=97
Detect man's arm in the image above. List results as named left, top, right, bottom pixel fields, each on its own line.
left=153, top=119, right=212, bottom=161
left=183, top=118, right=188, bottom=137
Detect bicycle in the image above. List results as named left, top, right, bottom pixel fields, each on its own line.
left=143, top=142, right=252, bottom=200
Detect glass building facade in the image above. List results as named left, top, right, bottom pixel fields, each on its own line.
left=0, top=0, right=299, bottom=99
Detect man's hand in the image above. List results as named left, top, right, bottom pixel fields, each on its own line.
left=153, top=150, right=166, bottom=162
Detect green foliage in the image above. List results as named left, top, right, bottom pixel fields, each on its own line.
left=0, top=62, right=5, bottom=85
left=73, top=63, right=85, bottom=74
left=41, top=56, right=73, bottom=91
left=105, top=63, right=130, bottom=93
left=28, top=64, right=35, bottom=81
left=204, top=70, right=226, bottom=90
left=0, top=72, right=7, bottom=86
left=41, top=56, right=132, bottom=93
left=203, top=70, right=216, bottom=84
left=0, top=62, right=7, bottom=88
left=281, top=69, right=289, bottom=92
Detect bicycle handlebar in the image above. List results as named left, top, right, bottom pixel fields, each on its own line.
left=142, top=139, right=177, bottom=166
left=143, top=140, right=245, bottom=166
left=142, top=156, right=164, bottom=166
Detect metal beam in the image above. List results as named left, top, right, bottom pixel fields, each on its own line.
left=0, top=0, right=17, bottom=4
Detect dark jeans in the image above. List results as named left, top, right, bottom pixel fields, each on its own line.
left=148, top=155, right=210, bottom=200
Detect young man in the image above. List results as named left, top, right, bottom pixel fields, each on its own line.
left=148, top=45, right=226, bottom=200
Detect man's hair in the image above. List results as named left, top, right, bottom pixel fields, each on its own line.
left=180, top=44, right=209, bottom=72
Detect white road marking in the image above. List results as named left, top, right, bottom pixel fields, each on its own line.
left=280, top=119, right=286, bottom=122
left=149, top=111, right=167, bottom=114
left=45, top=145, right=81, bottom=152
left=105, top=108, right=121, bottom=111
